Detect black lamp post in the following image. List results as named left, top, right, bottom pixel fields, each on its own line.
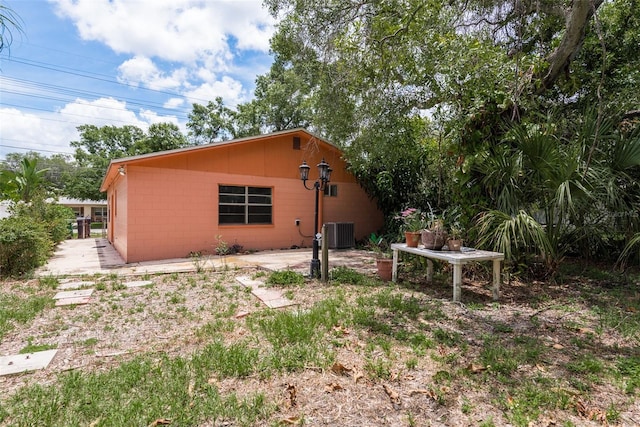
left=299, top=158, right=332, bottom=277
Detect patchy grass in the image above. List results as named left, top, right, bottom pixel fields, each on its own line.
left=1, top=263, right=639, bottom=426
left=0, top=288, right=52, bottom=340
left=18, top=338, right=57, bottom=354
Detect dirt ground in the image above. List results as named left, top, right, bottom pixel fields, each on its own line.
left=1, top=263, right=639, bottom=426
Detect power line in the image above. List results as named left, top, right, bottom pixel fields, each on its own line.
left=1, top=137, right=75, bottom=151
left=0, top=102, right=177, bottom=127
left=1, top=55, right=215, bottom=105
left=1, top=76, right=193, bottom=116
left=0, top=143, right=73, bottom=155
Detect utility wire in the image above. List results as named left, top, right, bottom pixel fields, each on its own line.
left=1, top=55, right=219, bottom=106
left=0, top=102, right=173, bottom=127
left=1, top=76, right=192, bottom=116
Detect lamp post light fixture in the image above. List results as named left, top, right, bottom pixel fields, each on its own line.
left=299, top=158, right=332, bottom=277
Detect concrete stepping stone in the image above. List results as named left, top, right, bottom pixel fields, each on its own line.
left=235, top=276, right=263, bottom=289
left=124, top=280, right=154, bottom=288
left=264, top=298, right=296, bottom=309
left=236, top=276, right=296, bottom=308
left=55, top=296, right=92, bottom=306
left=0, top=349, right=58, bottom=376
left=58, top=281, right=95, bottom=290
left=53, top=289, right=94, bottom=300
left=252, top=288, right=284, bottom=301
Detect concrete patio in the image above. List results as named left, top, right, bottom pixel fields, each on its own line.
left=37, top=238, right=376, bottom=277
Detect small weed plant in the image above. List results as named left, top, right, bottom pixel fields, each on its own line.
left=266, top=270, right=304, bottom=286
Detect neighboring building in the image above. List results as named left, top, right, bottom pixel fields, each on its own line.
left=1, top=199, right=107, bottom=222
left=58, top=197, right=108, bottom=222
left=100, top=128, right=384, bottom=263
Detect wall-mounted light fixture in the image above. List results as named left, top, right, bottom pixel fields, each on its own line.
left=118, top=165, right=126, bottom=176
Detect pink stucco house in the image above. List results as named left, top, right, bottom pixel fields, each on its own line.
left=100, top=128, right=384, bottom=263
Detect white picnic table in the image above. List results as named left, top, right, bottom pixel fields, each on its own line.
left=391, top=243, right=504, bottom=302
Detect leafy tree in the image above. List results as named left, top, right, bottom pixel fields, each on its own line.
left=65, top=125, right=143, bottom=200
left=187, top=97, right=238, bottom=143
left=250, top=60, right=314, bottom=132
left=65, top=123, right=191, bottom=200
left=136, top=123, right=190, bottom=154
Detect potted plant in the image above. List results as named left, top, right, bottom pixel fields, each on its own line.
left=447, top=222, right=463, bottom=251
left=421, top=207, right=448, bottom=250
left=367, top=233, right=393, bottom=281
left=396, top=208, right=426, bottom=247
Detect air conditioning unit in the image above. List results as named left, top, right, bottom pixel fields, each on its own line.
left=324, top=222, right=355, bottom=249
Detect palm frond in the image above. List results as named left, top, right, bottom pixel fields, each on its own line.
left=476, top=209, right=553, bottom=262
left=617, top=233, right=640, bottom=269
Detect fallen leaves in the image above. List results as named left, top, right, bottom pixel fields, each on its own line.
left=332, top=325, right=350, bottom=335
left=383, top=383, right=401, bottom=409
left=148, top=419, right=171, bottom=426
left=331, top=362, right=352, bottom=376
left=331, top=361, right=364, bottom=383
left=408, top=388, right=439, bottom=402
left=466, top=363, right=487, bottom=374
left=575, top=399, right=608, bottom=424
left=285, top=383, right=297, bottom=408
left=324, top=382, right=344, bottom=393
left=280, top=416, right=303, bottom=425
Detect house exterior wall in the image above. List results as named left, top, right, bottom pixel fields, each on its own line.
left=109, top=174, right=129, bottom=261
left=104, top=131, right=384, bottom=263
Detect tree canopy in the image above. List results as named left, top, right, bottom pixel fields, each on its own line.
left=257, top=0, right=640, bottom=268
left=65, top=123, right=189, bottom=200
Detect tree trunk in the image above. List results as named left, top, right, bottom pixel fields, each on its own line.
left=537, top=0, right=604, bottom=93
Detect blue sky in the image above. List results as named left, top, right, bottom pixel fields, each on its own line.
left=0, top=0, right=276, bottom=160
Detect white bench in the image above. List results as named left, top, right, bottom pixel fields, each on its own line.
left=391, top=243, right=504, bottom=302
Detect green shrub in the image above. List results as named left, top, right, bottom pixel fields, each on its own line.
left=0, top=216, right=51, bottom=277
left=330, top=266, right=367, bottom=285
left=42, top=203, right=74, bottom=243
left=11, top=200, right=74, bottom=244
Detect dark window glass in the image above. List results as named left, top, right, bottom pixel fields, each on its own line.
left=323, top=184, right=338, bottom=197
left=219, top=185, right=272, bottom=225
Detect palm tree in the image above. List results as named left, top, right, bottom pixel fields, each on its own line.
left=474, top=110, right=640, bottom=272
left=0, top=158, right=49, bottom=202
left=0, top=4, right=23, bottom=53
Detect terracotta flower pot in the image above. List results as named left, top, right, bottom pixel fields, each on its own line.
left=404, top=231, right=421, bottom=247
left=421, top=229, right=448, bottom=250
left=447, top=238, right=462, bottom=251
left=376, top=257, right=393, bottom=281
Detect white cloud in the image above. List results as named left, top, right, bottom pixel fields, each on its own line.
left=164, top=98, right=186, bottom=109
left=50, top=0, right=276, bottom=108
left=59, top=98, right=148, bottom=129
left=1, top=1, right=278, bottom=160
left=0, top=107, right=77, bottom=157
left=139, top=109, right=180, bottom=127
left=117, top=56, right=159, bottom=88
left=118, top=56, right=189, bottom=91
left=183, top=77, right=247, bottom=107
left=51, top=0, right=275, bottom=63
left=0, top=97, right=184, bottom=160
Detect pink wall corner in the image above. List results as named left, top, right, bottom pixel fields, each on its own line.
left=110, top=174, right=128, bottom=261
left=323, top=182, right=384, bottom=240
